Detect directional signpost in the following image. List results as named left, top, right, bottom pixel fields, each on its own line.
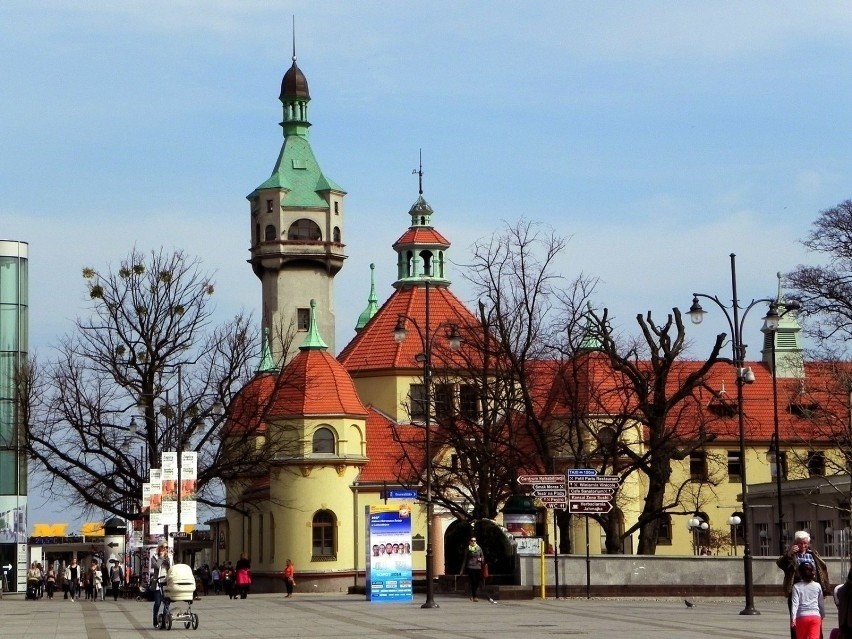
left=567, top=469, right=618, bottom=514
left=518, top=474, right=566, bottom=509
left=566, top=469, right=620, bottom=599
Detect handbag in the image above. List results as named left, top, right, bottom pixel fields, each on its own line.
left=236, top=569, right=251, bottom=586
left=482, top=563, right=489, bottom=579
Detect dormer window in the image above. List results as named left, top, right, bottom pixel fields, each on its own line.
left=789, top=402, right=820, bottom=418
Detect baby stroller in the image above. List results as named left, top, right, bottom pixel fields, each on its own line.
left=25, top=578, right=39, bottom=600
left=157, top=564, right=199, bottom=631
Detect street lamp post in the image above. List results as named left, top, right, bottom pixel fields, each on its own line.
left=728, top=515, right=742, bottom=556
left=393, top=279, right=461, bottom=610
left=762, top=297, right=801, bottom=556
left=688, top=516, right=709, bottom=555
left=688, top=252, right=771, bottom=616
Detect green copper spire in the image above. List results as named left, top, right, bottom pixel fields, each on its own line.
left=761, top=272, right=803, bottom=378
left=578, top=302, right=602, bottom=351
left=355, top=263, right=380, bottom=332
left=256, top=327, right=278, bottom=374
left=300, top=299, right=328, bottom=350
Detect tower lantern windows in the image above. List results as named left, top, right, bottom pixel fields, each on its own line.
left=288, top=219, right=322, bottom=241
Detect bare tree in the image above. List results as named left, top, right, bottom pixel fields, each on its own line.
left=787, top=199, right=852, bottom=346
left=586, top=307, right=726, bottom=553
left=21, top=248, right=296, bottom=521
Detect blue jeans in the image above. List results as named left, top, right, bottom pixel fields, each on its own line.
left=153, top=589, right=164, bottom=623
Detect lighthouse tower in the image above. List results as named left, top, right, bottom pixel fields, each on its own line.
left=247, top=52, right=346, bottom=364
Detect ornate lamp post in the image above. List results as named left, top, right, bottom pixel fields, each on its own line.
left=728, top=515, right=742, bottom=556
left=761, top=297, right=801, bottom=556
left=393, top=279, right=461, bottom=609
left=688, top=516, right=709, bottom=555
left=688, top=253, right=772, bottom=616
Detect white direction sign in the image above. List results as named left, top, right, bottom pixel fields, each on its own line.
left=566, top=469, right=618, bottom=513
left=518, top=474, right=565, bottom=485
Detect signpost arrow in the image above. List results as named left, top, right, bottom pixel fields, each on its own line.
left=569, top=502, right=614, bottom=514
left=518, top=474, right=565, bottom=485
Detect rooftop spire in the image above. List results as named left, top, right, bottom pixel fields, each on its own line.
left=355, top=263, right=380, bottom=332
left=256, top=327, right=278, bottom=373
left=412, top=148, right=423, bottom=195
left=300, top=299, right=328, bottom=350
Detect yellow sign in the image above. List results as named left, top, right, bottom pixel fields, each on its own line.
left=81, top=522, right=105, bottom=537
left=32, top=523, right=69, bottom=536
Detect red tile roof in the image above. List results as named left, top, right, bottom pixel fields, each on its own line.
left=338, top=285, right=482, bottom=374
left=541, top=355, right=848, bottom=445
left=358, top=406, right=423, bottom=484
left=393, top=227, right=450, bottom=248
left=226, top=349, right=367, bottom=435
left=269, top=348, right=368, bottom=417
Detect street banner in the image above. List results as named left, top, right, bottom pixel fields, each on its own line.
left=161, top=452, right=178, bottom=503
left=149, top=469, right=164, bottom=536
left=180, top=451, right=197, bottom=525
left=366, top=503, right=413, bottom=602
left=142, top=483, right=151, bottom=511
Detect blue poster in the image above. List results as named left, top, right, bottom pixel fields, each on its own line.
left=367, top=504, right=413, bottom=602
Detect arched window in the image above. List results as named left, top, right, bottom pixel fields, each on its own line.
left=287, top=219, right=322, bottom=241
left=312, top=510, right=336, bottom=558
left=312, top=427, right=335, bottom=454
left=420, top=250, right=433, bottom=276
left=264, top=225, right=276, bottom=241
left=333, top=226, right=341, bottom=242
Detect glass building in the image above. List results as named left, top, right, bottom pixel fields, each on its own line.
left=0, top=240, right=28, bottom=592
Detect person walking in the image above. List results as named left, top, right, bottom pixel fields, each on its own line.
left=791, top=562, right=825, bottom=639
left=235, top=553, right=251, bottom=599
left=46, top=566, right=56, bottom=599
left=778, top=531, right=830, bottom=639
left=151, top=542, right=171, bottom=627
left=91, top=560, right=104, bottom=601
left=64, top=558, right=81, bottom=601
left=223, top=562, right=234, bottom=599
left=211, top=564, right=221, bottom=594
left=283, top=559, right=295, bottom=598
left=459, top=536, right=486, bottom=602
left=834, top=570, right=852, bottom=639
left=109, top=561, right=124, bottom=601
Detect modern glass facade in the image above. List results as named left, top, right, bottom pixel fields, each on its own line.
left=0, top=240, right=28, bottom=591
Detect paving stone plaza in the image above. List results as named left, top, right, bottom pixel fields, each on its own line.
left=0, top=592, right=815, bottom=638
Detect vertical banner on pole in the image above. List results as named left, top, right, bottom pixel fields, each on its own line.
left=149, top=469, right=164, bottom=537
left=180, top=451, right=198, bottom=527
left=367, top=504, right=413, bottom=602
left=161, top=452, right=178, bottom=527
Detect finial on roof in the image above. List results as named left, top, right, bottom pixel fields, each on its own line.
left=292, top=15, right=297, bottom=62
left=412, top=148, right=423, bottom=195
left=300, top=299, right=328, bottom=350
left=355, top=263, right=380, bottom=332
left=256, top=327, right=278, bottom=373
left=776, top=271, right=783, bottom=302
left=578, top=301, right=602, bottom=351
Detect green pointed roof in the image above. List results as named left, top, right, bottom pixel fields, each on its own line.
left=355, top=263, right=380, bottom=331
left=578, top=302, right=602, bottom=351
left=249, top=136, right=344, bottom=204
left=300, top=299, right=328, bottom=350
left=256, top=327, right=278, bottom=374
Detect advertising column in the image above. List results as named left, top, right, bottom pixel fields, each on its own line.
left=366, top=503, right=413, bottom=602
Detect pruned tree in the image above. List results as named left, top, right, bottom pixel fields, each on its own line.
left=21, top=248, right=297, bottom=522
left=787, top=199, right=852, bottom=347
left=585, top=307, right=726, bottom=554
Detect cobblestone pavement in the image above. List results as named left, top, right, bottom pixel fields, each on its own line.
left=0, top=592, right=813, bottom=638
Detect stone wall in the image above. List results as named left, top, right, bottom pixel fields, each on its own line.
left=517, top=555, right=849, bottom=597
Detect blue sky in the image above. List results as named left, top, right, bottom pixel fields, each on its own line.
left=3, top=1, right=851, bottom=526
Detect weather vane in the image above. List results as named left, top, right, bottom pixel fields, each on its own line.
left=412, top=148, right=423, bottom=195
